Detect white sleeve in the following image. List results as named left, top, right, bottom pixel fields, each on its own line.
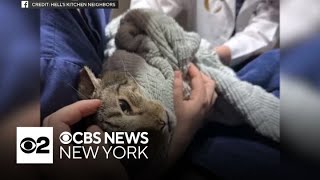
left=224, top=0, right=279, bottom=65
left=130, top=0, right=183, bottom=17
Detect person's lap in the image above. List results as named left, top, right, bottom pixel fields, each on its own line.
left=237, top=50, right=280, bottom=97
left=187, top=123, right=280, bottom=179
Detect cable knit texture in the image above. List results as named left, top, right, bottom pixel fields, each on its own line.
left=104, top=9, right=279, bottom=142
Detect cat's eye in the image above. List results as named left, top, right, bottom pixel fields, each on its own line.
left=119, top=99, right=132, bottom=114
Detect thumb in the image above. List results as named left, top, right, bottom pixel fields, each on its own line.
left=188, top=64, right=206, bottom=101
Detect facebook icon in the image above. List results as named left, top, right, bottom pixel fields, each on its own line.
left=21, top=1, right=29, bottom=8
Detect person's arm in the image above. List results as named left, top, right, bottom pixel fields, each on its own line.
left=130, top=0, right=183, bottom=17
left=219, top=0, right=279, bottom=65
left=214, top=45, right=232, bottom=65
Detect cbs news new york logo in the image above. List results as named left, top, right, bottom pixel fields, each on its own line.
left=16, top=127, right=53, bottom=164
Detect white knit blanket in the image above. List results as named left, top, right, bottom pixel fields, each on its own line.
left=104, top=9, right=280, bottom=142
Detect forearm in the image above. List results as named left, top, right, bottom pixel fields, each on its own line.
left=222, top=0, right=279, bottom=64
left=215, top=45, right=232, bottom=65
left=223, top=28, right=278, bottom=65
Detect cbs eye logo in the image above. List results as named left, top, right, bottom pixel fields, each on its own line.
left=59, top=132, right=72, bottom=144
left=20, top=137, right=50, bottom=154
left=16, top=127, right=53, bottom=164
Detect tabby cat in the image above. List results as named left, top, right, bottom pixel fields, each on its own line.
left=78, top=50, right=175, bottom=178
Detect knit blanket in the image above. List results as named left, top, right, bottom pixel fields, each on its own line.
left=104, top=9, right=279, bottom=142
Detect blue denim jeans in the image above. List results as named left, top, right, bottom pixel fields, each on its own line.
left=40, top=9, right=110, bottom=119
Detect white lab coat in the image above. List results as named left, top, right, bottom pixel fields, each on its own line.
left=130, top=0, right=279, bottom=65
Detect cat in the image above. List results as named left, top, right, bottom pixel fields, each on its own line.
left=78, top=50, right=175, bottom=178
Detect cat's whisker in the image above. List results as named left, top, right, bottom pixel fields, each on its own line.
left=65, top=82, right=91, bottom=100
left=116, top=52, right=128, bottom=77
left=50, top=66, right=92, bottom=100
left=118, top=52, right=145, bottom=91
left=127, top=72, right=143, bottom=89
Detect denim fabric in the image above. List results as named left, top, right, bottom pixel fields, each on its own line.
left=237, top=49, right=280, bottom=97
left=40, top=9, right=110, bottom=120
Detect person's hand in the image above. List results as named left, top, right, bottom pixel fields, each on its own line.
left=215, top=45, right=231, bottom=65
left=43, top=99, right=102, bottom=136
left=169, top=64, right=217, bottom=163
left=42, top=99, right=128, bottom=180
left=174, top=64, right=217, bottom=134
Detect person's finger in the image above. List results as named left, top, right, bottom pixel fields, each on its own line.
left=201, top=72, right=212, bottom=84
left=201, top=73, right=218, bottom=106
left=188, top=63, right=202, bottom=79
left=174, top=71, right=184, bottom=103
left=44, top=99, right=102, bottom=127
left=86, top=124, right=104, bottom=134
left=211, top=91, right=218, bottom=105
left=188, top=64, right=206, bottom=100
left=201, top=73, right=216, bottom=106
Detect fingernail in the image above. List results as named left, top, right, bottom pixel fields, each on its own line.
left=175, top=71, right=181, bottom=78
left=91, top=99, right=102, bottom=107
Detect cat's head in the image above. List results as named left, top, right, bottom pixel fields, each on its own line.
left=78, top=66, right=175, bottom=146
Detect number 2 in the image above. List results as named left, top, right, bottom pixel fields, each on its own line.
left=36, top=137, right=50, bottom=153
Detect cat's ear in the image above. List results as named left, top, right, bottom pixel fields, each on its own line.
left=78, top=66, right=101, bottom=99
